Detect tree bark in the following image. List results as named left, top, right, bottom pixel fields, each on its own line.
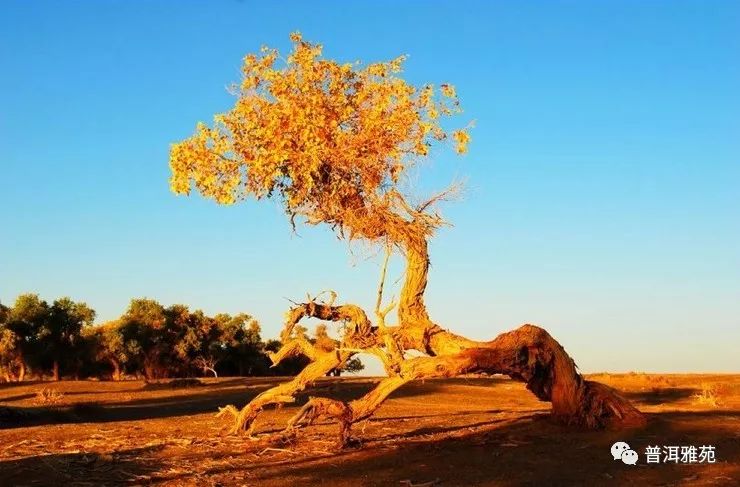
left=18, top=360, right=25, bottom=382
left=283, top=324, right=645, bottom=447
left=395, top=236, right=478, bottom=355
left=144, top=363, right=154, bottom=381
left=110, top=359, right=121, bottom=381
left=218, top=224, right=645, bottom=445
left=217, top=348, right=347, bottom=435
left=52, top=360, right=60, bottom=381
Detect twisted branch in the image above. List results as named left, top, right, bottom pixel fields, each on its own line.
left=218, top=277, right=644, bottom=445
left=218, top=292, right=370, bottom=434
left=278, top=325, right=645, bottom=447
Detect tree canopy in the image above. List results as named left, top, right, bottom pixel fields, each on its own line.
left=169, top=32, right=470, bottom=244
left=168, top=35, right=644, bottom=442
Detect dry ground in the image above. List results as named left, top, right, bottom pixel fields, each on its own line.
left=0, top=374, right=738, bottom=486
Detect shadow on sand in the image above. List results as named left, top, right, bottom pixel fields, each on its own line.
left=624, top=387, right=698, bottom=405
left=0, top=446, right=162, bottom=487
left=5, top=410, right=736, bottom=486
left=196, top=410, right=740, bottom=486
left=0, top=377, right=510, bottom=429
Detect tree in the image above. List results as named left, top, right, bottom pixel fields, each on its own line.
left=166, top=304, right=202, bottom=376
left=214, top=313, right=268, bottom=376
left=84, top=320, right=129, bottom=380
left=313, top=323, right=363, bottom=376
left=0, top=302, right=20, bottom=381
left=4, top=294, right=49, bottom=381
left=118, top=298, right=168, bottom=380
left=40, top=297, right=95, bottom=380
left=193, top=355, right=218, bottom=378
left=4, top=293, right=297, bottom=381
left=168, top=306, right=224, bottom=377
left=172, top=33, right=644, bottom=445
left=263, top=338, right=309, bottom=376
left=80, top=307, right=274, bottom=380
left=341, top=357, right=364, bottom=375
left=0, top=304, right=23, bottom=382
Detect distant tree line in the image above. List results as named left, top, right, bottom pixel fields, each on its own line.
left=0, top=294, right=363, bottom=382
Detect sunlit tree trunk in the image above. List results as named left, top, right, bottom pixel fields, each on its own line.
left=52, top=360, right=60, bottom=381
left=396, top=235, right=478, bottom=355
left=110, top=359, right=122, bottom=381
left=218, top=230, right=646, bottom=445
left=144, top=363, right=154, bottom=381
left=17, top=359, right=26, bottom=383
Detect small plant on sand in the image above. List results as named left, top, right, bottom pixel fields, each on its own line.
left=35, top=387, right=65, bottom=406
left=693, top=383, right=721, bottom=407
left=144, top=378, right=203, bottom=390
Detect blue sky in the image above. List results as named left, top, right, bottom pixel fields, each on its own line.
left=1, top=1, right=738, bottom=373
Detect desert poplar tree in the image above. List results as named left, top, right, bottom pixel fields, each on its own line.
left=169, top=33, right=644, bottom=445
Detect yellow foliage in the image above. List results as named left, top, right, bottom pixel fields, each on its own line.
left=170, top=33, right=470, bottom=243
left=453, top=129, right=471, bottom=154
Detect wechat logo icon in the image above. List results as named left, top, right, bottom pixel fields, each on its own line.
left=611, top=441, right=638, bottom=465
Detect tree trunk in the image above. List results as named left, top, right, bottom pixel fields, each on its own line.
left=52, top=360, right=60, bottom=381
left=110, top=359, right=121, bottom=381
left=218, top=228, right=645, bottom=444
left=409, top=325, right=645, bottom=429
left=18, top=360, right=26, bottom=382
left=397, top=236, right=431, bottom=327
left=144, top=364, right=154, bottom=381
left=282, top=324, right=645, bottom=448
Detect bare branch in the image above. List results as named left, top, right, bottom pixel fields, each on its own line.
left=374, top=242, right=392, bottom=318
left=416, top=180, right=464, bottom=214
left=282, top=301, right=372, bottom=343
left=268, top=337, right=318, bottom=365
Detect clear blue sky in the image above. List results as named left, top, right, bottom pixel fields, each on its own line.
left=1, top=1, right=738, bottom=373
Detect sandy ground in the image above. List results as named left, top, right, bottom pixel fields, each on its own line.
left=0, top=374, right=738, bottom=486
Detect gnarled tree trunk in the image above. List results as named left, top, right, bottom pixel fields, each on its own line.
left=217, top=225, right=645, bottom=446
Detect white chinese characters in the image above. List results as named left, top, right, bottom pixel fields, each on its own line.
left=644, top=445, right=716, bottom=464
left=612, top=442, right=717, bottom=465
